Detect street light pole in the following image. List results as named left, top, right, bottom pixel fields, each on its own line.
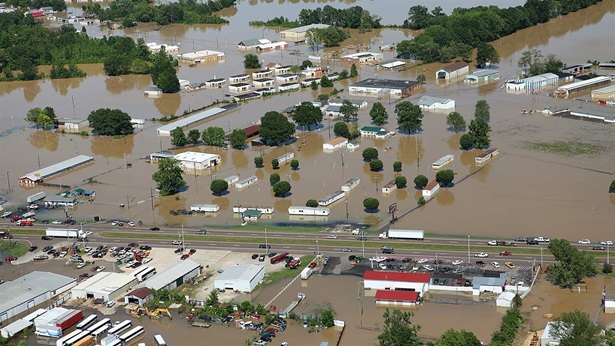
left=316, top=237, right=319, bottom=256
left=608, top=244, right=610, bottom=265
left=467, top=235, right=470, bottom=265
left=540, top=247, right=543, bottom=268
left=265, top=228, right=268, bottom=255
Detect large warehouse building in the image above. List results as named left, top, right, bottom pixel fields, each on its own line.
left=363, top=271, right=431, bottom=296
left=71, top=272, right=137, bottom=303
left=139, top=259, right=202, bottom=291
left=0, top=272, right=76, bottom=324
left=214, top=264, right=265, bottom=292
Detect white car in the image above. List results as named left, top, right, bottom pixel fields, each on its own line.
left=474, top=252, right=489, bottom=258
left=326, top=235, right=338, bottom=239
left=172, top=240, right=183, bottom=245
left=59, top=251, right=68, bottom=258
left=601, top=241, right=614, bottom=246
left=143, top=257, right=153, bottom=264
left=77, top=262, right=86, bottom=269
left=379, top=263, right=388, bottom=269
left=96, top=266, right=106, bottom=272
left=128, top=221, right=136, bottom=227
left=106, top=301, right=116, bottom=308
left=422, top=265, right=434, bottom=271
left=578, top=239, right=591, bottom=244
left=487, top=240, right=498, bottom=246
left=417, top=258, right=429, bottom=264
left=51, top=220, right=62, bottom=225
left=85, top=247, right=92, bottom=252
left=491, top=261, right=500, bottom=268
left=452, top=260, right=464, bottom=266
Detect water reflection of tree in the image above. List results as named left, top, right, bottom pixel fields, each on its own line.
left=395, top=188, right=408, bottom=201
left=447, top=133, right=463, bottom=151
left=274, top=197, right=292, bottom=211
left=154, top=93, right=181, bottom=117
left=460, top=150, right=475, bottom=167
left=474, top=164, right=492, bottom=183
left=436, top=189, right=455, bottom=206
left=363, top=214, right=379, bottom=226
left=212, top=197, right=230, bottom=210
left=105, top=75, right=151, bottom=95
left=299, top=134, right=324, bottom=158
left=23, top=82, right=41, bottom=102
left=255, top=169, right=264, bottom=180
left=157, top=195, right=187, bottom=224
left=51, top=77, right=83, bottom=96
left=231, top=150, right=249, bottom=170
left=397, top=135, right=423, bottom=166
left=291, top=172, right=300, bottom=181
left=91, top=134, right=134, bottom=157
left=29, top=130, right=59, bottom=152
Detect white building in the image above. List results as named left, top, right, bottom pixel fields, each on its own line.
left=276, top=74, right=298, bottom=83
left=318, top=191, right=345, bottom=206
left=229, top=83, right=252, bottom=94
left=436, top=61, right=469, bottom=81
left=205, top=78, right=226, bottom=89
left=541, top=321, right=567, bottom=345
left=472, top=274, right=507, bottom=296
left=278, top=82, right=300, bottom=91
left=464, top=70, right=500, bottom=84
left=57, top=118, right=89, bottom=132
left=382, top=180, right=397, bottom=194
left=173, top=152, right=221, bottom=171
left=146, top=42, right=179, bottom=54
left=363, top=271, right=431, bottom=295
left=237, top=38, right=272, bottom=50
left=71, top=272, right=136, bottom=303
left=505, top=73, right=559, bottom=92
left=496, top=291, right=516, bottom=308
left=349, top=79, right=421, bottom=98
left=139, top=259, right=201, bottom=291
left=417, top=96, right=456, bottom=111
left=229, top=74, right=250, bottom=84
left=0, top=272, right=76, bottom=324
left=252, top=69, right=273, bottom=79
left=253, top=78, right=275, bottom=88
left=123, top=287, right=153, bottom=306
left=176, top=50, right=225, bottom=64
left=322, top=137, right=348, bottom=151
left=422, top=180, right=440, bottom=199
left=279, top=24, right=330, bottom=42
left=432, top=154, right=454, bottom=169
left=341, top=178, right=360, bottom=192
left=156, top=107, right=227, bottom=136
left=341, top=52, right=384, bottom=65
left=214, top=264, right=265, bottom=292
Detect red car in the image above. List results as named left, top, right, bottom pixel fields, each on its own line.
left=10, top=216, right=21, bottom=222
left=499, top=251, right=512, bottom=256
left=128, top=243, right=139, bottom=248
left=5, top=256, right=17, bottom=262
left=181, top=254, right=190, bottom=260
left=189, top=249, right=196, bottom=255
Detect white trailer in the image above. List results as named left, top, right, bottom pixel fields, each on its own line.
left=190, top=204, right=220, bottom=213
left=46, top=228, right=87, bottom=238
left=379, top=229, right=424, bottom=240
left=27, top=192, right=47, bottom=203
left=300, top=267, right=313, bottom=280
left=288, top=206, right=330, bottom=216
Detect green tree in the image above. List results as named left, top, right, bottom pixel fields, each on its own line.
left=340, top=100, right=358, bottom=122
left=551, top=310, right=602, bottom=346
left=26, top=107, right=58, bottom=128
left=254, top=156, right=264, bottom=168
left=546, top=239, right=597, bottom=288
left=468, top=118, right=491, bottom=149
left=156, top=70, right=180, bottom=93
left=170, top=127, right=187, bottom=147
left=416, top=74, right=426, bottom=84
left=459, top=133, right=475, bottom=150
left=310, top=80, right=319, bottom=90
left=293, top=101, right=323, bottom=131
left=205, top=289, right=219, bottom=306
left=603, top=263, right=613, bottom=274
left=152, top=158, right=186, bottom=196
left=369, top=159, right=383, bottom=172
left=229, top=129, right=247, bottom=149
left=362, top=147, right=379, bottom=161
left=393, top=161, right=402, bottom=172
left=395, top=101, right=423, bottom=134
left=260, top=111, right=296, bottom=146
left=334, top=122, right=350, bottom=138
left=350, top=63, right=358, bottom=77
left=269, top=173, right=281, bottom=186
left=320, top=75, right=333, bottom=87
left=394, top=176, right=407, bottom=189
left=239, top=301, right=255, bottom=315
left=435, top=169, right=454, bottom=186
left=201, top=127, right=226, bottom=147
left=476, top=43, right=500, bottom=68
left=273, top=181, right=291, bottom=197
left=243, top=53, right=261, bottom=69
left=210, top=179, right=228, bottom=196
left=474, top=100, right=490, bottom=122
left=36, top=114, right=54, bottom=130
left=290, top=159, right=299, bottom=170
left=103, top=55, right=130, bottom=76
left=363, top=197, right=380, bottom=211
left=417, top=196, right=426, bottom=206
left=88, top=108, right=134, bottom=136
left=438, top=329, right=481, bottom=346
left=377, top=309, right=421, bottom=346
left=320, top=308, right=335, bottom=328
left=187, top=129, right=200, bottom=144
left=446, top=112, right=466, bottom=132
left=610, top=180, right=615, bottom=193
left=370, top=102, right=388, bottom=126
left=306, top=199, right=319, bottom=207
left=271, top=159, right=279, bottom=170
left=301, top=60, right=313, bottom=69
left=414, top=175, right=428, bottom=188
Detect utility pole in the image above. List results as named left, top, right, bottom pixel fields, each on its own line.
left=150, top=188, right=154, bottom=211
left=345, top=197, right=349, bottom=219
left=467, top=235, right=470, bottom=265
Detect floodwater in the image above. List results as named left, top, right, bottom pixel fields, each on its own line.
left=1, top=0, right=615, bottom=240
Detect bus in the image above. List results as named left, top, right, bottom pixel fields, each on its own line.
left=136, top=267, right=157, bottom=282
left=56, top=329, right=83, bottom=346
left=85, top=318, right=111, bottom=333
left=64, top=331, right=90, bottom=346
left=131, top=266, right=151, bottom=279
left=105, top=339, right=122, bottom=346
left=154, top=334, right=167, bottom=346
left=107, top=320, right=132, bottom=335
left=90, top=324, right=109, bottom=339
left=72, top=335, right=94, bottom=346
left=76, top=314, right=98, bottom=330
left=118, top=326, right=144, bottom=343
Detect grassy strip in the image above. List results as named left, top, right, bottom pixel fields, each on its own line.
left=8, top=229, right=46, bottom=236
left=258, top=255, right=314, bottom=288
left=524, top=140, right=607, bottom=157
left=101, top=232, right=550, bottom=256
left=0, top=242, right=29, bottom=257
left=212, top=224, right=328, bottom=233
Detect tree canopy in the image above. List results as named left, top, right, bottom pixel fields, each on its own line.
left=476, top=43, right=501, bottom=67
left=474, top=100, right=490, bottom=122
left=170, top=127, right=187, bottom=147
left=437, top=329, right=481, bottom=346
left=306, top=199, right=319, bottom=207
left=468, top=118, right=491, bottom=149
left=210, top=179, right=228, bottom=196
left=551, top=310, right=602, bottom=346
left=393, top=161, right=402, bottom=172
left=273, top=181, right=291, bottom=197
left=377, top=309, right=421, bottom=346
left=290, top=160, right=299, bottom=170
left=187, top=129, right=201, bottom=144
left=459, top=134, right=475, bottom=150
left=518, top=49, right=565, bottom=76
left=446, top=112, right=466, bottom=132
left=610, top=180, right=615, bottom=193
left=260, top=111, right=296, bottom=146
left=362, top=147, right=379, bottom=161
left=435, top=169, right=455, bottom=186
left=369, top=159, right=383, bottom=172
left=152, top=158, right=186, bottom=196
left=26, top=107, right=58, bottom=130
left=293, top=102, right=324, bottom=130
left=229, top=129, right=247, bottom=149
left=243, top=54, right=261, bottom=69
left=88, top=108, right=134, bottom=136
left=363, top=197, right=380, bottom=211
left=546, top=239, right=597, bottom=288
left=370, top=102, right=388, bottom=126
left=396, top=101, right=423, bottom=134
left=413, top=175, right=428, bottom=188
left=201, top=127, right=226, bottom=147
left=254, top=156, right=264, bottom=168
left=334, top=121, right=350, bottom=138
left=270, top=173, right=281, bottom=186
left=340, top=100, right=359, bottom=122
left=394, top=176, right=407, bottom=189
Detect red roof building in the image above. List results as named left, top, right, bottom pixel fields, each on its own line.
left=364, top=271, right=430, bottom=283
left=374, top=290, right=421, bottom=306
left=363, top=270, right=431, bottom=294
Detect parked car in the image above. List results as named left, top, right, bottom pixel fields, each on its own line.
left=258, top=254, right=266, bottom=262
left=422, top=264, right=434, bottom=271
left=5, top=256, right=17, bottom=262
left=196, top=229, right=207, bottom=235
left=491, top=262, right=500, bottom=268
left=42, top=245, right=53, bottom=252
left=487, top=240, right=498, bottom=246
left=28, top=246, right=38, bottom=252
left=150, top=227, right=160, bottom=231
left=357, top=236, right=368, bottom=241
left=505, top=262, right=516, bottom=269
left=499, top=251, right=512, bottom=256
left=189, top=249, right=196, bottom=255
left=251, top=254, right=259, bottom=260
left=474, top=252, right=489, bottom=258
left=268, top=252, right=277, bottom=258
left=127, top=221, right=136, bottom=227
left=51, top=220, right=62, bottom=225
left=143, top=257, right=153, bottom=264
left=527, top=239, right=539, bottom=245
left=578, top=239, right=591, bottom=244
left=181, top=254, right=190, bottom=260
left=41, top=235, right=53, bottom=240
left=34, top=255, right=49, bottom=261
left=258, top=244, right=271, bottom=249
left=128, top=243, right=138, bottom=247
left=96, top=266, right=106, bottom=272
left=475, top=261, right=486, bottom=266
left=601, top=241, right=614, bottom=246
left=514, top=237, right=528, bottom=242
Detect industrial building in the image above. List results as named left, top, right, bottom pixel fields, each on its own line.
left=214, top=264, right=265, bottom=292
left=554, top=76, right=611, bottom=98
left=173, top=152, right=221, bottom=172
left=123, top=287, right=153, bottom=306
left=322, top=137, right=348, bottom=151
left=139, top=259, right=201, bottom=291
left=417, top=96, right=456, bottom=111
left=436, top=61, right=469, bottom=81
left=0, top=272, right=76, bottom=324
left=18, top=155, right=94, bottom=185
left=505, top=73, right=559, bottom=92
left=464, top=70, right=500, bottom=84
left=591, top=84, right=615, bottom=100
left=57, top=118, right=89, bottom=132
left=71, top=272, right=137, bottom=303
left=349, top=79, right=421, bottom=98
left=34, top=307, right=83, bottom=337
left=156, top=107, right=227, bottom=136
left=341, top=52, right=384, bottom=65
left=176, top=50, right=225, bottom=64
left=279, top=24, right=330, bottom=42
left=363, top=271, right=431, bottom=296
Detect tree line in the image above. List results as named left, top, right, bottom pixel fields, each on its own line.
left=250, top=5, right=382, bottom=31
left=397, top=0, right=602, bottom=63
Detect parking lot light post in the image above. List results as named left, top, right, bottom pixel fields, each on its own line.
left=467, top=235, right=470, bottom=265
left=540, top=247, right=543, bottom=268
left=608, top=244, right=610, bottom=265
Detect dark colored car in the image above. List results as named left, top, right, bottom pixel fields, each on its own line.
left=29, top=246, right=38, bottom=252
left=526, top=240, right=539, bottom=245
left=592, top=246, right=606, bottom=250
left=40, top=220, right=49, bottom=224
left=514, top=237, right=528, bottom=242
left=150, top=227, right=160, bottom=231
left=258, top=254, right=266, bottom=262
left=43, top=245, right=53, bottom=252
left=41, top=236, right=53, bottom=240
left=357, top=236, right=368, bottom=241
left=181, top=254, right=190, bottom=260
left=196, top=229, right=206, bottom=235
left=268, top=252, right=277, bottom=258
left=47, top=249, right=56, bottom=255
left=475, top=261, right=486, bottom=266
left=251, top=254, right=259, bottom=260
left=139, top=245, right=152, bottom=250
left=258, top=244, right=271, bottom=249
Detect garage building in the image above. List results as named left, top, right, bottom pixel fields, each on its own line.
left=124, top=287, right=153, bottom=306
left=71, top=272, right=137, bottom=303
left=139, top=259, right=202, bottom=291
left=363, top=271, right=431, bottom=296
left=214, top=264, right=265, bottom=292
left=436, top=61, right=469, bottom=81
left=0, top=272, right=76, bottom=324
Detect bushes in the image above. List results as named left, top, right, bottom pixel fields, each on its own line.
left=489, top=308, right=523, bottom=345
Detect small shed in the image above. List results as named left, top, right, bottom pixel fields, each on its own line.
left=143, top=86, right=162, bottom=97
left=382, top=180, right=397, bottom=194
left=422, top=180, right=440, bottom=199
left=124, top=287, right=153, bottom=306
left=347, top=141, right=360, bottom=150
left=464, top=70, right=500, bottom=84
left=58, top=118, right=89, bottom=132
left=436, top=61, right=469, bottom=80
left=496, top=291, right=516, bottom=308
left=323, top=137, right=348, bottom=151
left=242, top=209, right=261, bottom=221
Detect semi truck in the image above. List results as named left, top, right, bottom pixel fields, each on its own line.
left=379, top=229, right=424, bottom=240
left=46, top=228, right=88, bottom=239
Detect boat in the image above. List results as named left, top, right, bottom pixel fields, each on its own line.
left=189, top=322, right=211, bottom=328
left=297, top=293, right=306, bottom=301
left=22, top=211, right=36, bottom=218
left=1, top=211, right=11, bottom=218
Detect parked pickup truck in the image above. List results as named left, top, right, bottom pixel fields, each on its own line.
left=534, top=237, right=550, bottom=243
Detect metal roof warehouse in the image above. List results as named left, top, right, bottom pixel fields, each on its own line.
left=157, top=107, right=227, bottom=136
left=139, top=259, right=201, bottom=291
left=0, top=272, right=76, bottom=324
left=18, top=155, right=94, bottom=185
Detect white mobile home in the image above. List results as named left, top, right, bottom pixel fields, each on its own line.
left=341, top=178, right=360, bottom=192
left=432, top=155, right=454, bottom=169
left=422, top=180, right=440, bottom=199
left=288, top=206, right=331, bottom=216
left=235, top=176, right=258, bottom=189
left=190, top=204, right=220, bottom=213
left=318, top=191, right=345, bottom=206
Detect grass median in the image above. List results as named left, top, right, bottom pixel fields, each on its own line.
left=0, top=242, right=29, bottom=257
